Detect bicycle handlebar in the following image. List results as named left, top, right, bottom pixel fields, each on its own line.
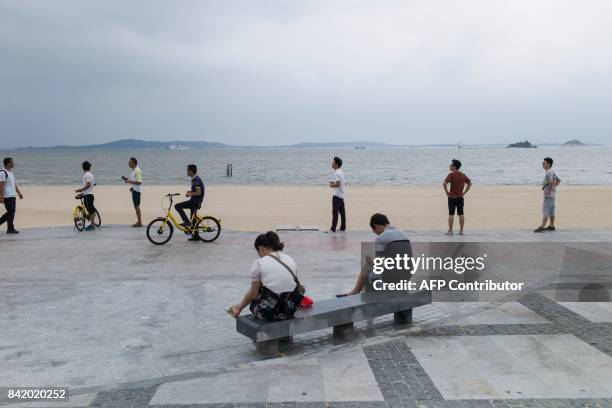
left=166, top=193, right=181, bottom=197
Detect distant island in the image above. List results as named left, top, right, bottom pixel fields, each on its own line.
left=17, top=138, right=401, bottom=150
left=562, top=139, right=585, bottom=146
left=507, top=140, right=537, bottom=148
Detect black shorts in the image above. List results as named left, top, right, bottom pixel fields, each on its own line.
left=131, top=190, right=141, bottom=207
left=83, top=194, right=96, bottom=215
left=448, top=197, right=464, bottom=216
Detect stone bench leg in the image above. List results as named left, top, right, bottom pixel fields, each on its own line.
left=333, top=322, right=354, bottom=339
left=255, top=340, right=279, bottom=355
left=394, top=309, right=413, bottom=325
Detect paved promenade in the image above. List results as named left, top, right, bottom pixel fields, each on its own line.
left=1, top=226, right=612, bottom=407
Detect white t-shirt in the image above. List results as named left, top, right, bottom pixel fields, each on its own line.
left=250, top=252, right=298, bottom=294
left=332, top=169, right=346, bottom=199
left=543, top=169, right=556, bottom=198
left=82, top=172, right=94, bottom=195
left=0, top=169, right=16, bottom=198
left=130, top=167, right=142, bottom=193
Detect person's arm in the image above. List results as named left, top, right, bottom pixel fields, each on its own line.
left=16, top=184, right=23, bottom=199
left=544, top=174, right=554, bottom=194
left=0, top=180, right=4, bottom=202
left=186, top=186, right=201, bottom=197
left=463, top=179, right=472, bottom=196
left=443, top=175, right=450, bottom=196
left=329, top=180, right=340, bottom=188
left=75, top=181, right=92, bottom=193
left=229, top=281, right=261, bottom=317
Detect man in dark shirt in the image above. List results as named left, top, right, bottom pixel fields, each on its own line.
left=443, top=159, right=471, bottom=236
left=175, top=164, right=205, bottom=239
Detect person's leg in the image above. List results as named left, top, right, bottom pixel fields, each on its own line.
left=0, top=200, right=9, bottom=228
left=5, top=197, right=16, bottom=232
left=547, top=198, right=556, bottom=228
left=330, top=196, right=339, bottom=232
left=447, top=197, right=455, bottom=234
left=132, top=191, right=142, bottom=226
left=339, top=197, right=346, bottom=231
left=535, top=199, right=550, bottom=232
left=457, top=198, right=465, bottom=234
left=174, top=201, right=191, bottom=225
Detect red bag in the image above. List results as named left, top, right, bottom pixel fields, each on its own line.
left=300, top=295, right=314, bottom=308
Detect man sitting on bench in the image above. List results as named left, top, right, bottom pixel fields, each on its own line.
left=337, top=213, right=410, bottom=297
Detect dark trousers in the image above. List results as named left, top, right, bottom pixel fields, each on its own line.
left=175, top=200, right=200, bottom=224
left=82, top=194, right=97, bottom=219
left=331, top=196, right=346, bottom=232
left=0, top=197, right=16, bottom=231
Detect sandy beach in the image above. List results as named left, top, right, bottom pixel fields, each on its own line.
left=4, top=184, right=611, bottom=231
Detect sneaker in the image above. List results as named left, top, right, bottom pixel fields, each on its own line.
left=325, top=229, right=336, bottom=234
left=545, top=226, right=556, bottom=231
left=188, top=236, right=200, bottom=242
left=6, top=229, right=19, bottom=234
left=533, top=226, right=546, bottom=233
left=459, top=231, right=464, bottom=235
left=85, top=225, right=96, bottom=231
left=445, top=230, right=454, bottom=236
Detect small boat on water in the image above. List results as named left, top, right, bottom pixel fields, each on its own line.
left=355, top=144, right=366, bottom=149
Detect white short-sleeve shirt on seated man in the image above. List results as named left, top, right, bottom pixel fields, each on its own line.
left=82, top=172, right=94, bottom=195
left=250, top=252, right=298, bottom=294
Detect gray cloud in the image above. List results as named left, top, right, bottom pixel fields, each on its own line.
left=1, top=0, right=611, bottom=147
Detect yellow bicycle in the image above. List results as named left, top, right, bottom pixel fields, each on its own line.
left=73, top=194, right=102, bottom=231
left=146, top=193, right=221, bottom=245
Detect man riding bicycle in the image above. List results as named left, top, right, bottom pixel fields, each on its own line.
left=175, top=164, right=204, bottom=241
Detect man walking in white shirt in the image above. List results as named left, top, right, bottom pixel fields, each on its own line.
left=0, top=157, right=24, bottom=234
left=327, top=156, right=346, bottom=233
left=122, top=157, right=143, bottom=227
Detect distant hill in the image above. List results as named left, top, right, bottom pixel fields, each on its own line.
left=507, top=140, right=537, bottom=148
left=287, top=141, right=399, bottom=148
left=82, top=138, right=231, bottom=149
left=563, top=139, right=585, bottom=146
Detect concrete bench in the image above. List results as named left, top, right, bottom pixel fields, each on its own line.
left=236, top=290, right=432, bottom=353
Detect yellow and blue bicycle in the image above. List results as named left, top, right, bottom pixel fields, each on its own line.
left=146, top=193, right=221, bottom=245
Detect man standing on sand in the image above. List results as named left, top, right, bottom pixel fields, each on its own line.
left=326, top=156, right=346, bottom=233
left=0, top=157, right=24, bottom=234
left=443, top=159, right=471, bottom=236
left=122, top=157, right=143, bottom=227
left=534, top=157, right=561, bottom=232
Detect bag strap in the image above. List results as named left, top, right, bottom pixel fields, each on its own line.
left=267, top=254, right=301, bottom=286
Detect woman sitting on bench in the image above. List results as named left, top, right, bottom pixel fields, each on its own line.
left=227, top=231, right=305, bottom=320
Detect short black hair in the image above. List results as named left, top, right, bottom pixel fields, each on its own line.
left=544, top=157, right=553, bottom=166
left=451, top=159, right=462, bottom=170
left=82, top=161, right=91, bottom=171
left=3, top=157, right=13, bottom=166
left=187, top=164, right=197, bottom=174
left=130, top=157, right=137, bottom=165
left=370, top=213, right=390, bottom=228
left=254, top=231, right=285, bottom=251
left=333, top=156, right=342, bottom=168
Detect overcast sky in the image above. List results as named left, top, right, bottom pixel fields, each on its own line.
left=1, top=1, right=611, bottom=148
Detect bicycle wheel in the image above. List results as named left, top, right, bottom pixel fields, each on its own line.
left=73, top=206, right=86, bottom=231
left=92, top=210, right=102, bottom=227
left=195, top=216, right=221, bottom=242
left=146, top=217, right=174, bottom=245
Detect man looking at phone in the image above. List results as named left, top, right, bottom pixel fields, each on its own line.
left=122, top=157, right=143, bottom=227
